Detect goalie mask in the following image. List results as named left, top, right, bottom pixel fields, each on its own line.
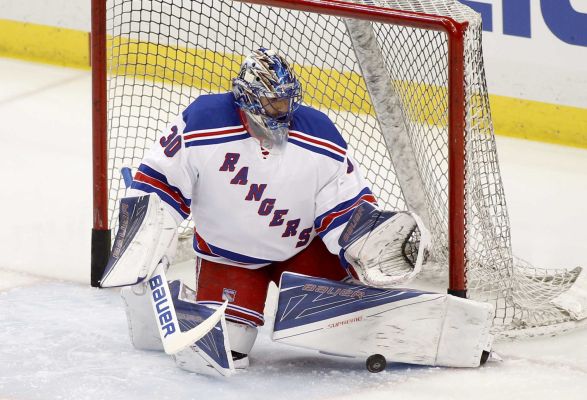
left=233, top=48, right=302, bottom=154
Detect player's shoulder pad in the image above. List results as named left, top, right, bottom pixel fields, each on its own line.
left=289, top=105, right=348, bottom=162
left=182, top=92, right=243, bottom=133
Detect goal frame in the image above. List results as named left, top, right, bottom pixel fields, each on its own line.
left=90, top=0, right=468, bottom=294
left=91, top=0, right=109, bottom=288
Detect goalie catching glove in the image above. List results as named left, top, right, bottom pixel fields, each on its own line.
left=339, top=202, right=431, bottom=287
left=100, top=193, right=178, bottom=287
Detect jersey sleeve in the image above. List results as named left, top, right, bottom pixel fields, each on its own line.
left=314, top=154, right=377, bottom=256
left=128, top=114, right=196, bottom=225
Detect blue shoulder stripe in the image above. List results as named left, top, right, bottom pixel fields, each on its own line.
left=291, top=105, right=347, bottom=150
left=182, top=93, right=242, bottom=132
left=288, top=137, right=345, bottom=162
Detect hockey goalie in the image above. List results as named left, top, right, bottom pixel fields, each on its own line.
left=99, top=48, right=494, bottom=376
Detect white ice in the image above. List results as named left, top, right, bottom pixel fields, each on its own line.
left=1, top=58, right=587, bottom=400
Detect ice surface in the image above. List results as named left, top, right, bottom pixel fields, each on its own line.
left=1, top=277, right=587, bottom=400
left=1, top=58, right=587, bottom=399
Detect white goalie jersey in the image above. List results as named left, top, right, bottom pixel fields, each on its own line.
left=128, top=92, right=377, bottom=269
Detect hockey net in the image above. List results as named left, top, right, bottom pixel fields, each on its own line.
left=93, top=0, right=586, bottom=336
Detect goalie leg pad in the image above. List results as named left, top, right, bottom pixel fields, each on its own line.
left=226, top=320, right=258, bottom=356
left=172, top=281, right=257, bottom=374
left=121, top=277, right=256, bottom=376
left=173, top=320, right=256, bottom=375
left=125, top=277, right=236, bottom=376
left=121, top=283, right=164, bottom=351
left=272, top=272, right=494, bottom=368
left=120, top=267, right=239, bottom=376
left=169, top=280, right=261, bottom=376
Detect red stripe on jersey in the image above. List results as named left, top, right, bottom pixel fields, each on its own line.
left=184, top=126, right=245, bottom=141
left=315, top=194, right=377, bottom=234
left=289, top=131, right=346, bottom=156
left=134, top=171, right=191, bottom=215
left=194, top=229, right=214, bottom=255
left=225, top=308, right=264, bottom=327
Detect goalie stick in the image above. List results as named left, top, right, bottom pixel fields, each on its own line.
left=148, top=258, right=228, bottom=354
left=107, top=167, right=229, bottom=355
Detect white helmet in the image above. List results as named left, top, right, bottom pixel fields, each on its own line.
left=233, top=48, right=302, bottom=153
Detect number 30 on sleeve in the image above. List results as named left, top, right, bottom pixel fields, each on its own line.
left=160, top=125, right=182, bottom=157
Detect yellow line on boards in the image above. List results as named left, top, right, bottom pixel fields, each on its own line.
left=107, top=37, right=373, bottom=115
left=490, top=95, right=587, bottom=149
left=0, top=19, right=90, bottom=69
left=0, top=19, right=585, bottom=149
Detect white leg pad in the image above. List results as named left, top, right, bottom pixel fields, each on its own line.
left=120, top=283, right=163, bottom=351
left=173, top=346, right=222, bottom=376
left=435, top=295, right=494, bottom=367
left=273, top=273, right=494, bottom=368
left=121, top=279, right=257, bottom=374
left=173, top=321, right=257, bottom=374
left=226, top=321, right=258, bottom=355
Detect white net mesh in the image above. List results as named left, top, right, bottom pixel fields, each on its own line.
left=104, top=0, right=584, bottom=335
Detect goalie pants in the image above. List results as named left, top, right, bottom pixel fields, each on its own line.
left=195, top=238, right=350, bottom=327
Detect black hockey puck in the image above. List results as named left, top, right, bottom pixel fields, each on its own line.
left=480, top=350, right=491, bottom=366
left=366, top=354, right=386, bottom=373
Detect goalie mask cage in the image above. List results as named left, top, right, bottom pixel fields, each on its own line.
left=91, top=0, right=584, bottom=336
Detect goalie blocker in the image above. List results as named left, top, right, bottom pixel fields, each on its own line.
left=100, top=193, right=178, bottom=288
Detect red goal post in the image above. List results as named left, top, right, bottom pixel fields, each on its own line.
left=91, top=0, right=109, bottom=288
